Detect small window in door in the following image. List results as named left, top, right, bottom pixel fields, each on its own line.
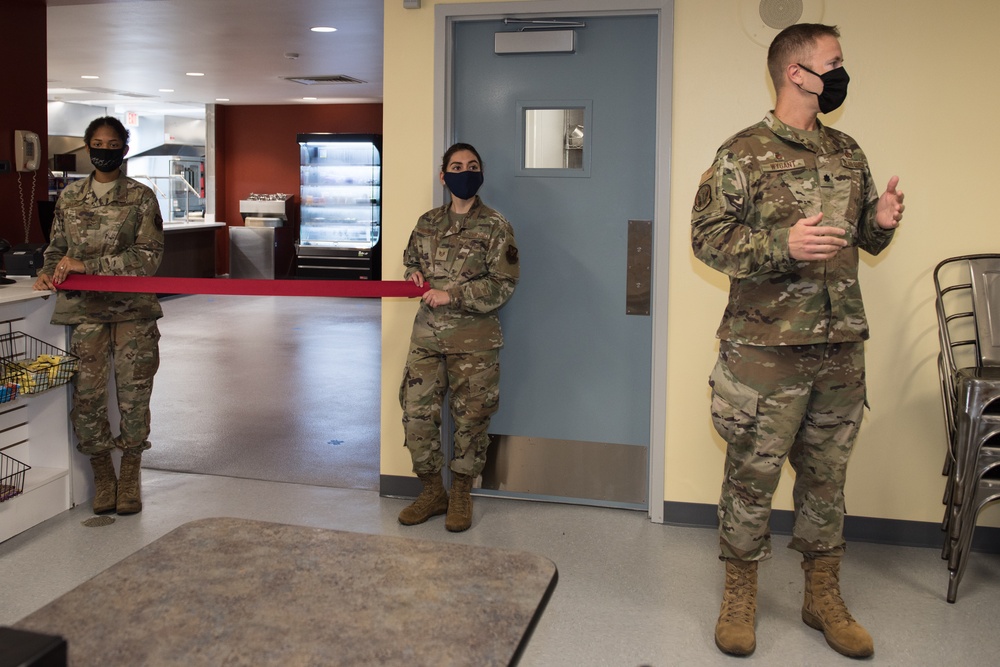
left=516, top=100, right=592, bottom=177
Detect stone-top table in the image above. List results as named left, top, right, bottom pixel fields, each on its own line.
left=14, top=517, right=558, bottom=666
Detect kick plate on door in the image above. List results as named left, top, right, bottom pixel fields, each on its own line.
left=627, top=219, right=652, bottom=315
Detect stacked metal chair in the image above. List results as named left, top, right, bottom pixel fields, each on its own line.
left=933, top=254, right=1000, bottom=602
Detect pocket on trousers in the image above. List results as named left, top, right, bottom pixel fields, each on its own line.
left=709, top=359, right=758, bottom=444
left=464, top=364, right=500, bottom=411
left=398, top=367, right=410, bottom=410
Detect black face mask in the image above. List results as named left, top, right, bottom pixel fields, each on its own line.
left=443, top=170, right=484, bottom=201
left=797, top=64, right=850, bottom=114
left=89, top=146, right=126, bottom=173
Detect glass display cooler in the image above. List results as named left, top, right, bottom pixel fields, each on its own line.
left=296, top=134, right=381, bottom=279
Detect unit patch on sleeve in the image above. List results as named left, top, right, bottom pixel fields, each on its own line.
left=506, top=245, right=519, bottom=265
left=694, top=183, right=713, bottom=212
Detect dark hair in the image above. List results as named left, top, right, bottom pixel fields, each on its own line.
left=84, top=116, right=130, bottom=146
left=441, top=142, right=483, bottom=172
left=767, top=23, right=840, bottom=90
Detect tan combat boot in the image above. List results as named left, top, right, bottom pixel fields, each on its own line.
left=715, top=559, right=758, bottom=656
left=89, top=452, right=117, bottom=515
left=801, top=556, right=874, bottom=658
left=117, top=450, right=143, bottom=515
left=445, top=473, right=474, bottom=532
left=398, top=472, right=449, bottom=525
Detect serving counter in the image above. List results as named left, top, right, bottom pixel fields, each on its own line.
left=159, top=221, right=225, bottom=278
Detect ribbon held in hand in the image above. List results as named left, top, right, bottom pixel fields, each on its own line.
left=55, top=275, right=428, bottom=299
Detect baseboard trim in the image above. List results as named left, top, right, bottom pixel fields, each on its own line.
left=662, top=501, right=1000, bottom=554
left=379, top=476, right=1000, bottom=553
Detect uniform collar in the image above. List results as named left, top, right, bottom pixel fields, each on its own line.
left=441, top=195, right=484, bottom=236
left=763, top=111, right=836, bottom=154
left=84, top=172, right=126, bottom=200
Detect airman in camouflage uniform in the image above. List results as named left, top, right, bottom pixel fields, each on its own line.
left=691, top=24, right=904, bottom=658
left=399, top=143, right=518, bottom=532
left=35, top=116, right=163, bottom=516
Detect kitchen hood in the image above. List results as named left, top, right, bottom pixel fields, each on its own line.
left=128, top=143, right=205, bottom=159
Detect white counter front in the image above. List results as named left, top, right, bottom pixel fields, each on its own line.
left=0, top=283, right=78, bottom=543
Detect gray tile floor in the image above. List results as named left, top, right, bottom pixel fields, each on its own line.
left=1, top=469, right=998, bottom=666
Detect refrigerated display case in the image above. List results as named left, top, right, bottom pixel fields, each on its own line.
left=296, top=134, right=381, bottom=279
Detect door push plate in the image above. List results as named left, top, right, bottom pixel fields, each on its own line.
left=626, top=219, right=652, bottom=316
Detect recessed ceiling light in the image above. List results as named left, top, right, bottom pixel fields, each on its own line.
left=303, top=97, right=318, bottom=101
left=81, top=75, right=99, bottom=79
left=186, top=72, right=205, bottom=77
left=159, top=88, right=174, bottom=93
left=310, top=26, right=337, bottom=33
left=216, top=98, right=230, bottom=102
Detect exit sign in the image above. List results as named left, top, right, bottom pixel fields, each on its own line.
left=125, top=112, right=139, bottom=127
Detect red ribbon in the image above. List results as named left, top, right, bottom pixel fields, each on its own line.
left=56, top=274, right=428, bottom=299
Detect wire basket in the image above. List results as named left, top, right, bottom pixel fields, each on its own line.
left=0, top=451, right=30, bottom=502
left=0, top=329, right=79, bottom=395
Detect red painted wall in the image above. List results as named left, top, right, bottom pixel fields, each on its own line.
left=214, top=104, right=382, bottom=274
left=0, top=2, right=48, bottom=249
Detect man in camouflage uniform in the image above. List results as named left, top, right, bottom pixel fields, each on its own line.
left=398, top=143, right=518, bottom=532
left=691, top=24, right=904, bottom=658
left=35, top=116, right=163, bottom=516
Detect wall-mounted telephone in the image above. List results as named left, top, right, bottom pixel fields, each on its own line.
left=14, top=130, right=40, bottom=172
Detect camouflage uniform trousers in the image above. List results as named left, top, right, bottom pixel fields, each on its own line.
left=709, top=339, right=866, bottom=562
left=400, top=344, right=500, bottom=478
left=70, top=320, right=160, bottom=456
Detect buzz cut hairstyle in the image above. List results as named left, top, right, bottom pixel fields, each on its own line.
left=767, top=23, right=840, bottom=91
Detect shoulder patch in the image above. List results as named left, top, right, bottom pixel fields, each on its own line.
left=506, top=244, right=519, bottom=265
left=693, top=183, right=713, bottom=212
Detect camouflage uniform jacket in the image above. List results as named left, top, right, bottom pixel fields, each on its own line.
left=43, top=173, right=164, bottom=325
left=403, top=196, right=519, bottom=353
left=691, top=112, right=895, bottom=346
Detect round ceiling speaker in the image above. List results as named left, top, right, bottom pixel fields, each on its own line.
left=740, top=0, right=826, bottom=47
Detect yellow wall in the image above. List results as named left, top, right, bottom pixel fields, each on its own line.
left=383, top=0, right=1000, bottom=526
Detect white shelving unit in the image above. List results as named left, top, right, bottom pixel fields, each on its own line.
left=0, top=280, right=77, bottom=543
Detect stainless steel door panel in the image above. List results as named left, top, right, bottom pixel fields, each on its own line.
left=230, top=227, right=275, bottom=280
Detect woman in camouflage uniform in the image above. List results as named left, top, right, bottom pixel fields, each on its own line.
left=398, top=143, right=519, bottom=532
left=34, top=116, right=164, bottom=515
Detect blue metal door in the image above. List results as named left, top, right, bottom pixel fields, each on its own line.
left=452, top=14, right=659, bottom=508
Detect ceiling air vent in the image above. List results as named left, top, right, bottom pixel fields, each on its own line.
left=283, top=75, right=367, bottom=85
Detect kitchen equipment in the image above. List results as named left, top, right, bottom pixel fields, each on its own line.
left=231, top=194, right=296, bottom=279
left=129, top=154, right=206, bottom=223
